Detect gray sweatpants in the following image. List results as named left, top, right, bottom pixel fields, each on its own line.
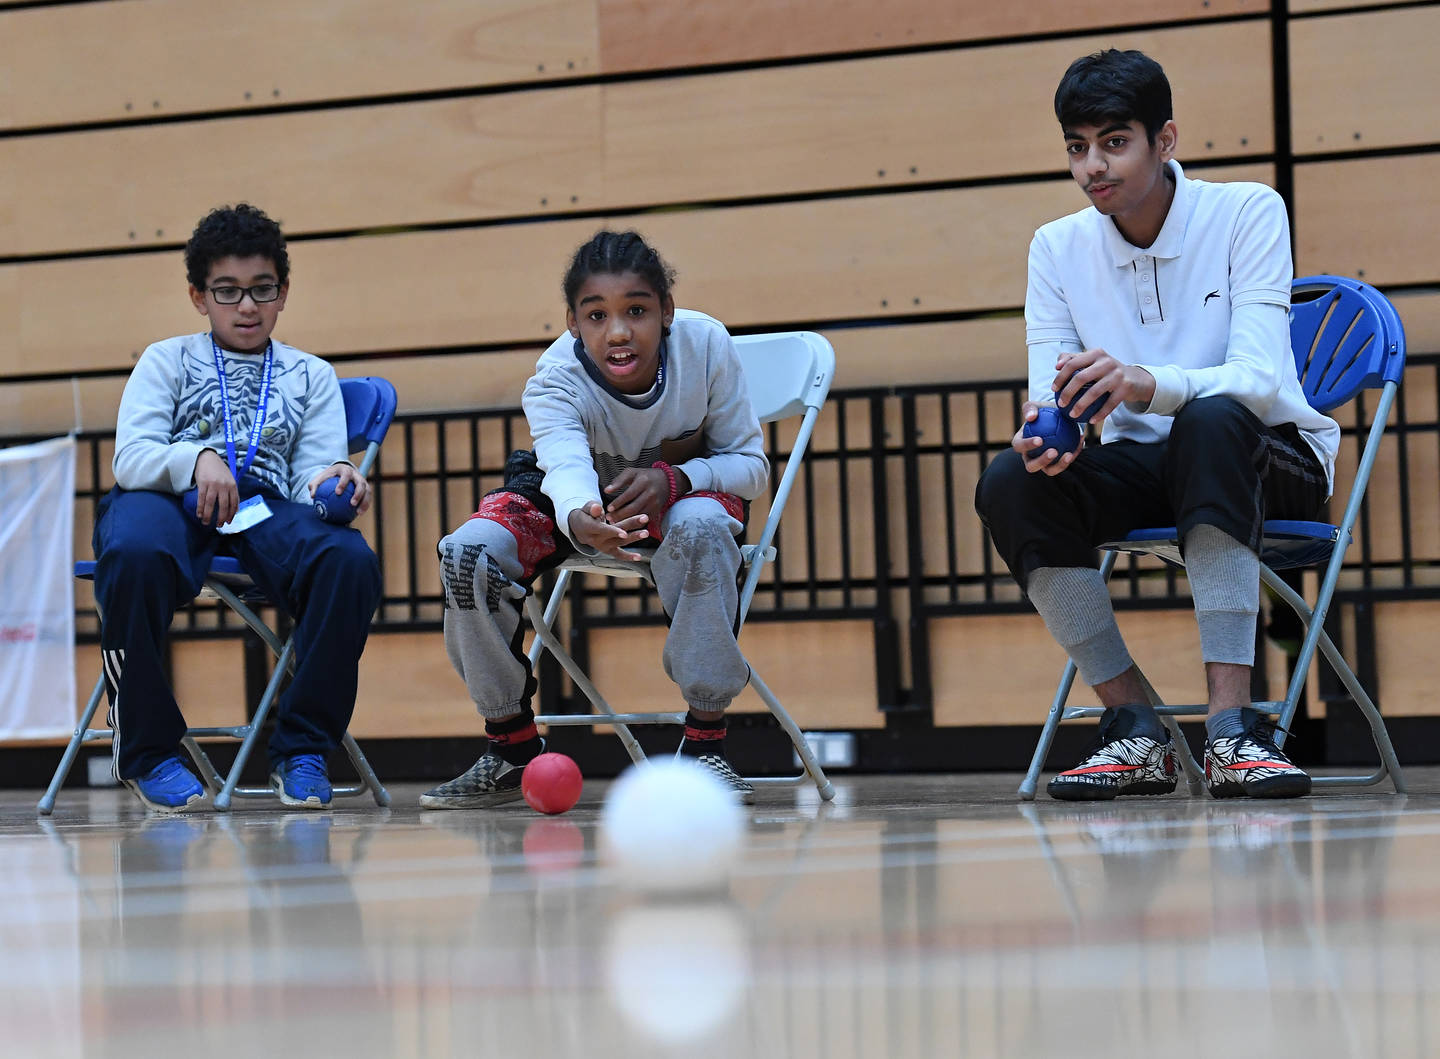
left=439, top=495, right=749, bottom=719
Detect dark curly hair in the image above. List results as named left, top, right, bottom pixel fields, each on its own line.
left=562, top=229, right=676, bottom=310
left=1054, top=49, right=1172, bottom=144
left=184, top=203, right=290, bottom=290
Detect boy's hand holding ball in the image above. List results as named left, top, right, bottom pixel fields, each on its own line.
left=307, top=463, right=371, bottom=523
left=1020, top=404, right=1084, bottom=471
left=1013, top=349, right=1157, bottom=475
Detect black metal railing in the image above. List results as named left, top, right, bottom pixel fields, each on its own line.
left=10, top=352, right=1437, bottom=721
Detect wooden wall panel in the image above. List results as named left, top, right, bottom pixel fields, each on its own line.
left=1294, top=157, right=1440, bottom=285
left=0, top=355, right=538, bottom=481
left=0, top=163, right=1273, bottom=379
left=329, top=618, right=884, bottom=739
left=0, top=21, right=1272, bottom=257
left=597, top=0, right=1265, bottom=71
left=931, top=607, right=1293, bottom=726
left=1290, top=8, right=1440, bottom=153
left=0, top=90, right=605, bottom=256
left=349, top=631, right=481, bottom=738
left=588, top=620, right=884, bottom=728
left=170, top=639, right=248, bottom=730
left=1389, top=291, right=1440, bottom=355
left=1326, top=401, right=1440, bottom=567
left=1289, top=0, right=1392, bottom=11
left=1369, top=602, right=1440, bottom=717
left=0, top=376, right=127, bottom=436
left=0, top=0, right=600, bottom=131
left=605, top=21, right=1270, bottom=207
left=0, top=0, right=1263, bottom=132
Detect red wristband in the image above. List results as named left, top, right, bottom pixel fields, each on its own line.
left=651, top=460, right=680, bottom=511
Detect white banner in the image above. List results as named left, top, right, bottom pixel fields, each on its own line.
left=0, top=436, right=76, bottom=740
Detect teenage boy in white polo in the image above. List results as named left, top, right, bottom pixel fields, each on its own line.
left=974, top=49, right=1339, bottom=801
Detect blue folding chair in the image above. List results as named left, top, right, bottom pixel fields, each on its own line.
left=40, top=376, right=398, bottom=814
left=1019, top=276, right=1407, bottom=799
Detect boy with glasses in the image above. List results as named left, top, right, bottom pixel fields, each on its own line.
left=93, top=203, right=382, bottom=812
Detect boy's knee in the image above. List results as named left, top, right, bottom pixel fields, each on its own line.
left=1172, top=396, right=1250, bottom=440
left=438, top=521, right=515, bottom=587
left=328, top=532, right=381, bottom=586
left=975, top=450, right=1031, bottom=522
left=666, top=507, right=732, bottom=540
left=662, top=510, right=741, bottom=566
left=98, top=535, right=179, bottom=579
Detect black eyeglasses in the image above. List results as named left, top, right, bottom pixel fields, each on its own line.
left=207, top=283, right=282, bottom=305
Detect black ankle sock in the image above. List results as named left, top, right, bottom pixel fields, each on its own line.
left=486, top=709, right=542, bottom=767
left=679, top=711, right=726, bottom=758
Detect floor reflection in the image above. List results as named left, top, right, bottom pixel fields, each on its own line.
left=3, top=777, right=1439, bottom=1058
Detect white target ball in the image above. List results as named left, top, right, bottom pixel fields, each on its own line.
left=599, top=758, right=746, bottom=892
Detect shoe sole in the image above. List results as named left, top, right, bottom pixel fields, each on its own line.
left=418, top=787, right=526, bottom=810
left=124, top=780, right=206, bottom=814
left=1047, top=779, right=1176, bottom=802
left=1209, top=774, right=1312, bottom=799
left=269, top=777, right=332, bottom=810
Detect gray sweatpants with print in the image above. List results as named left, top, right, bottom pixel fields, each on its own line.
left=439, top=495, right=749, bottom=720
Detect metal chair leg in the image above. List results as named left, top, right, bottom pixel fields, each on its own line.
left=342, top=732, right=392, bottom=807
left=525, top=593, right=646, bottom=764
left=1019, top=659, right=1078, bottom=801
left=215, top=639, right=294, bottom=811
left=37, top=673, right=108, bottom=816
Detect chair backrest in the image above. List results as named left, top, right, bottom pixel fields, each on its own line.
left=1290, top=275, right=1406, bottom=412
left=339, top=376, right=398, bottom=454
left=732, top=331, right=836, bottom=423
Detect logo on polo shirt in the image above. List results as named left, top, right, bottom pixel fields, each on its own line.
left=1203, top=290, right=1221, bottom=306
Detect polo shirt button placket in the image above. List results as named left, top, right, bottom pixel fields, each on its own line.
left=1136, top=255, right=1161, bottom=324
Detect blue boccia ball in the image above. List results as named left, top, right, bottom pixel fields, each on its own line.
left=1022, top=407, right=1082, bottom=461
left=313, top=477, right=359, bottom=523
left=1059, top=382, right=1108, bottom=425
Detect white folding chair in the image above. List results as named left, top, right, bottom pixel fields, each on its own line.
left=528, top=332, right=838, bottom=801
left=40, top=376, right=398, bottom=814
left=1018, top=275, right=1408, bottom=799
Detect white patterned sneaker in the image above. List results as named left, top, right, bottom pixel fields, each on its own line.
left=1205, top=709, right=1310, bottom=799
left=1047, top=705, right=1178, bottom=802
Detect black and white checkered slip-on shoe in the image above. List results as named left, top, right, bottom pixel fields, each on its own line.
left=419, top=748, right=527, bottom=810
left=1046, top=705, right=1178, bottom=802
left=1205, top=708, right=1311, bottom=799
left=694, top=754, right=757, bottom=805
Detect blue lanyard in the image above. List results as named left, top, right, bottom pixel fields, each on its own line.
left=209, top=335, right=274, bottom=481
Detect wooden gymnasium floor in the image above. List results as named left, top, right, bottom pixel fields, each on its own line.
left=4, top=769, right=1439, bottom=1059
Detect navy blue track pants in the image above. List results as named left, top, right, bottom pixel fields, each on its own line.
left=92, top=486, right=381, bottom=779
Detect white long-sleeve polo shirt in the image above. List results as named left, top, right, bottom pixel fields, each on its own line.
left=1025, top=160, right=1340, bottom=493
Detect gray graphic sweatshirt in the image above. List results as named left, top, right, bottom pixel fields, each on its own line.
left=112, top=332, right=349, bottom=503
left=523, top=308, right=768, bottom=543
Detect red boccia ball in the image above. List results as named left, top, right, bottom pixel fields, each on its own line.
left=522, top=752, right=584, bottom=815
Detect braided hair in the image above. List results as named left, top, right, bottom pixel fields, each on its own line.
left=563, top=230, right=676, bottom=312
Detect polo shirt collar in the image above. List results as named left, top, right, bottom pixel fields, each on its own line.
left=1103, top=159, right=1190, bottom=267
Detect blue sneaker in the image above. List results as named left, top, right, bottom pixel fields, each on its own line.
left=270, top=753, right=332, bottom=809
left=124, top=756, right=205, bottom=813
